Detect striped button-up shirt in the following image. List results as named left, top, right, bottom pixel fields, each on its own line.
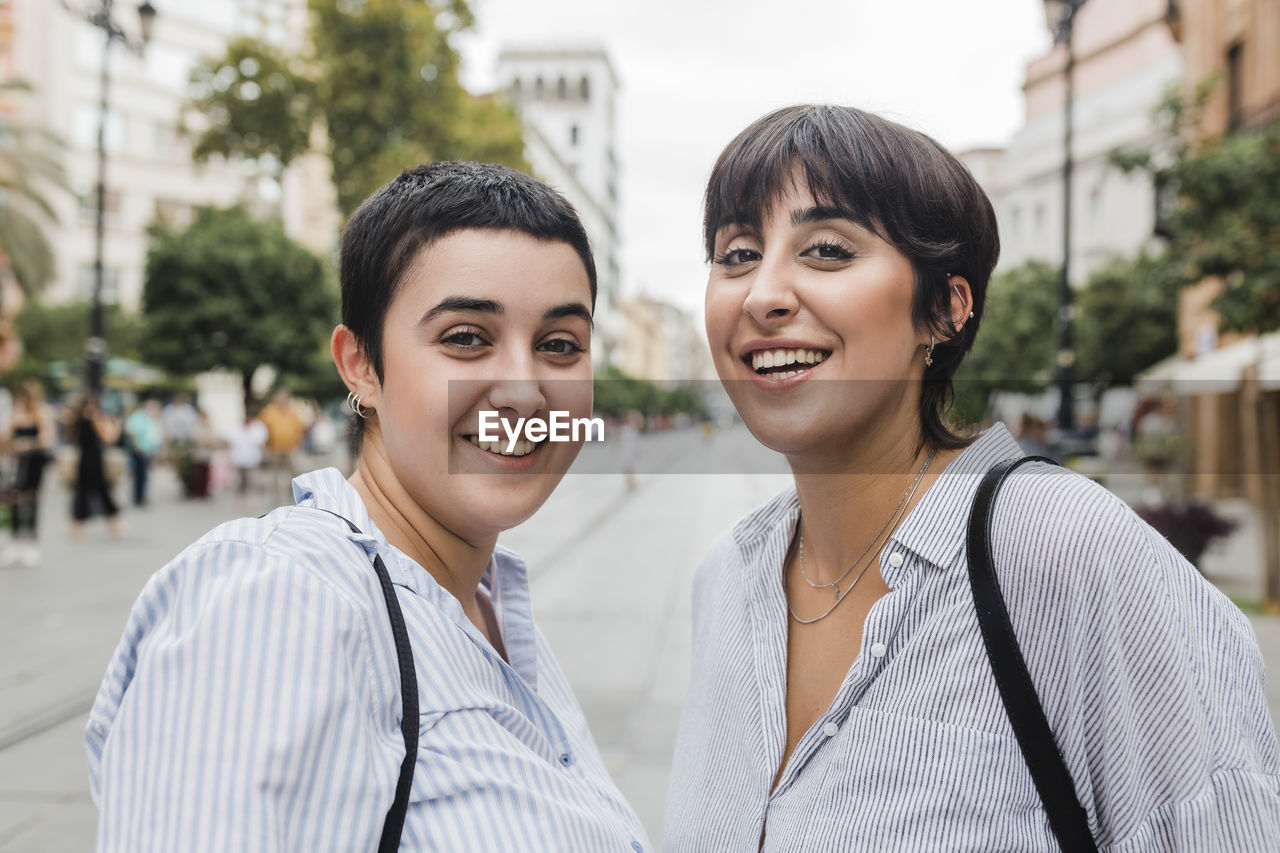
left=665, top=424, right=1280, bottom=851
left=86, top=469, right=648, bottom=852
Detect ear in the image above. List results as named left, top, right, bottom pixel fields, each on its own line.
left=945, top=274, right=974, bottom=341
left=331, top=325, right=379, bottom=406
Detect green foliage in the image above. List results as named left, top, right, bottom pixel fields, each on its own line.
left=952, top=261, right=1059, bottom=421
left=185, top=0, right=529, bottom=217
left=9, top=300, right=144, bottom=385
left=0, top=80, right=69, bottom=297
left=142, top=206, right=337, bottom=402
left=1074, top=253, right=1181, bottom=387
left=1112, top=82, right=1280, bottom=334
left=186, top=38, right=318, bottom=175
left=592, top=365, right=708, bottom=419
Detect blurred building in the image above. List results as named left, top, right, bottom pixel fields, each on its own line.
left=3, top=0, right=337, bottom=312
left=1144, top=0, right=1280, bottom=603
left=616, top=294, right=714, bottom=383
left=959, top=0, right=1182, bottom=283
left=496, top=45, right=622, bottom=366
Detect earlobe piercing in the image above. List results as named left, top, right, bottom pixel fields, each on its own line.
left=925, top=335, right=935, bottom=367
left=346, top=391, right=369, bottom=419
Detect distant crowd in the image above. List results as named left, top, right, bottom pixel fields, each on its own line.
left=0, top=384, right=341, bottom=567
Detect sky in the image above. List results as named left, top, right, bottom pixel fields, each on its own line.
left=458, top=0, right=1053, bottom=313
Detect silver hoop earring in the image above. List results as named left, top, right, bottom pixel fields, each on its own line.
left=346, top=391, right=368, bottom=419
left=924, top=335, right=935, bottom=367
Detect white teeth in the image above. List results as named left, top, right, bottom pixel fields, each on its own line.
left=466, top=435, right=539, bottom=457
left=750, top=348, right=829, bottom=372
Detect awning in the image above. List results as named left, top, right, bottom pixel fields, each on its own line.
left=1136, top=330, right=1280, bottom=395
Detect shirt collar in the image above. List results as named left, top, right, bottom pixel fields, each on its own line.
left=889, top=422, right=1025, bottom=571
left=291, top=468, right=539, bottom=686
left=728, top=423, right=1025, bottom=574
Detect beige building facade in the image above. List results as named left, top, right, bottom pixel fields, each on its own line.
left=4, top=0, right=335, bottom=312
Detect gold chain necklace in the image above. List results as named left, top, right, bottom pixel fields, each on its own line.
left=788, top=447, right=936, bottom=625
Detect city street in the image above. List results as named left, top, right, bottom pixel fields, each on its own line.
left=1, top=428, right=1277, bottom=850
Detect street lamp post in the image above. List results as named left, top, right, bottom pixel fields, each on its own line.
left=1044, top=0, right=1085, bottom=434
left=64, top=1, right=155, bottom=397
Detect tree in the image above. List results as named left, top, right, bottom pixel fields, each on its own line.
left=185, top=0, right=529, bottom=216
left=186, top=38, right=318, bottom=179
left=142, top=206, right=337, bottom=406
left=0, top=80, right=68, bottom=299
left=1074, top=253, right=1181, bottom=388
left=1112, top=85, right=1280, bottom=334
left=8, top=300, right=144, bottom=386
left=952, top=261, right=1059, bottom=422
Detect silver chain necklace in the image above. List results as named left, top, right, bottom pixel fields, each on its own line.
left=788, top=447, right=937, bottom=625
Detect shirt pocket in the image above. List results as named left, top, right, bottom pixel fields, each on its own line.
left=797, top=708, right=1060, bottom=852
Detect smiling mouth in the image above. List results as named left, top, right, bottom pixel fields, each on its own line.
left=464, top=434, right=544, bottom=457
left=744, top=347, right=830, bottom=379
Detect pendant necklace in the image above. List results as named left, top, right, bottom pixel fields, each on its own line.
left=788, top=447, right=937, bottom=624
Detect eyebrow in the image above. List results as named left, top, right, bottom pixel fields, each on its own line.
left=419, top=296, right=503, bottom=325
left=418, top=296, right=593, bottom=328
left=791, top=205, right=861, bottom=226
left=543, top=302, right=594, bottom=328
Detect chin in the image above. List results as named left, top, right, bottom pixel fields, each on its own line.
left=451, top=474, right=564, bottom=536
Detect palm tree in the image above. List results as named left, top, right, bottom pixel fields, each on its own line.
left=0, top=79, right=67, bottom=299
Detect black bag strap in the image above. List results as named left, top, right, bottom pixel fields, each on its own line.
left=966, top=456, right=1098, bottom=853
left=316, top=509, right=418, bottom=853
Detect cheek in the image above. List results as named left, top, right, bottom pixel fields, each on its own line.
left=704, top=280, right=740, bottom=351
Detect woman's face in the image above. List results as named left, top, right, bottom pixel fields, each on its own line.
left=704, top=181, right=928, bottom=458
left=370, top=228, right=594, bottom=539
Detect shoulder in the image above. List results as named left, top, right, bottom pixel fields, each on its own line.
left=143, top=505, right=384, bottom=625
left=989, top=462, right=1256, bottom=666
left=693, top=486, right=796, bottom=594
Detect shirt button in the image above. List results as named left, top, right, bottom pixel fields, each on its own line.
left=558, top=752, right=573, bottom=767
left=631, top=843, right=643, bottom=852
left=870, top=642, right=887, bottom=658
left=822, top=722, right=839, bottom=737
left=887, top=552, right=904, bottom=568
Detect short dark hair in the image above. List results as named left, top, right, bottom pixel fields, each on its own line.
left=703, top=104, right=1000, bottom=450
left=340, top=161, right=597, bottom=383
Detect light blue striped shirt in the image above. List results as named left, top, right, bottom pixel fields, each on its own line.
left=86, top=468, right=648, bottom=852
left=665, top=424, right=1280, bottom=851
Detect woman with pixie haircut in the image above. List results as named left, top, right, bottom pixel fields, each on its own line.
left=87, top=163, right=648, bottom=852
left=665, top=105, right=1279, bottom=851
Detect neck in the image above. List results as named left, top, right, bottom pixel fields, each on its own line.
left=350, top=436, right=496, bottom=610
left=787, top=421, right=959, bottom=585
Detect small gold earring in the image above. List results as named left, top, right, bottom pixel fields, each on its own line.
left=924, top=335, right=935, bottom=367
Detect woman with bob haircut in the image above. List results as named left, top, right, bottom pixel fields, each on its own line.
left=665, top=105, right=1279, bottom=851
left=87, top=162, right=648, bottom=852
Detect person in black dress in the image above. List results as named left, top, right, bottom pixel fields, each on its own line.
left=70, top=395, right=123, bottom=540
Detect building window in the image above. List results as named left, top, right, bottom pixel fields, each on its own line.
left=1010, top=205, right=1022, bottom=234
left=78, top=264, right=119, bottom=304
left=79, top=187, right=121, bottom=226
left=510, top=77, right=522, bottom=100
left=534, top=77, right=544, bottom=99
left=1034, top=203, right=1045, bottom=233
left=569, top=124, right=579, bottom=146
left=579, top=75, right=590, bottom=101
left=73, top=103, right=124, bottom=153
left=556, top=77, right=567, bottom=100
left=1226, top=42, right=1243, bottom=131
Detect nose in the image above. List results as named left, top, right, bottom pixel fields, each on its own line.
left=486, top=378, right=546, bottom=419
left=741, top=256, right=799, bottom=327
left=484, top=347, right=547, bottom=420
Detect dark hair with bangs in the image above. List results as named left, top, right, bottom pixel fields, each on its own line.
left=340, top=162, right=596, bottom=451
left=703, top=104, right=999, bottom=451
